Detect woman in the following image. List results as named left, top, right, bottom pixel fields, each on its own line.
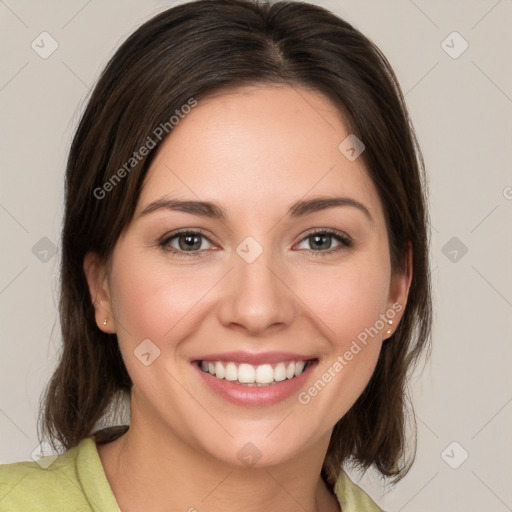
left=0, top=0, right=432, bottom=510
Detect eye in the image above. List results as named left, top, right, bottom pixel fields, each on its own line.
left=159, top=228, right=352, bottom=258
left=159, top=229, right=216, bottom=257
left=295, top=229, right=352, bottom=255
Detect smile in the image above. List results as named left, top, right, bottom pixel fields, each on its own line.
left=197, top=359, right=315, bottom=386
left=192, top=353, right=319, bottom=406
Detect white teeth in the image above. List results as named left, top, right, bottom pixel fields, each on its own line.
left=274, top=362, right=287, bottom=382
left=215, top=361, right=225, bottom=379
left=238, top=363, right=255, bottom=383
left=198, top=359, right=311, bottom=384
left=255, top=364, right=274, bottom=384
left=225, top=362, right=238, bottom=381
left=294, top=361, right=305, bottom=377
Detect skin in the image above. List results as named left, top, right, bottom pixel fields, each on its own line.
left=84, top=84, right=412, bottom=512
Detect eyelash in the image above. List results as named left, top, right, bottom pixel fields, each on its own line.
left=158, top=228, right=352, bottom=258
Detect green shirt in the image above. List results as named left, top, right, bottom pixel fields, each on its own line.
left=0, top=437, right=384, bottom=511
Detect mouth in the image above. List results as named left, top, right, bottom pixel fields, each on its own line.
left=193, top=358, right=319, bottom=387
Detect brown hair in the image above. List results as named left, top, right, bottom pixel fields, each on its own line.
left=39, top=0, right=432, bottom=489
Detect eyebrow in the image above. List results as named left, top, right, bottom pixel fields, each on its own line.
left=139, top=195, right=373, bottom=222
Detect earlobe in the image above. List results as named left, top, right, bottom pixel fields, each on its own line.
left=385, top=241, right=413, bottom=337
left=83, top=251, right=116, bottom=333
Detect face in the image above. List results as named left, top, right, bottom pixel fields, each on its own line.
left=85, top=84, right=410, bottom=468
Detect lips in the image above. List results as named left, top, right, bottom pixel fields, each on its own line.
left=190, top=351, right=319, bottom=406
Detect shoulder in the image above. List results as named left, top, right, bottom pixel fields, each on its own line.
left=334, top=470, right=386, bottom=512
left=0, top=437, right=119, bottom=512
left=0, top=441, right=84, bottom=511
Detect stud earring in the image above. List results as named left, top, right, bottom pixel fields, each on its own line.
left=386, top=319, right=393, bottom=335
left=103, top=317, right=108, bottom=326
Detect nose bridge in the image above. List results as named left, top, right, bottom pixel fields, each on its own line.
left=217, top=235, right=295, bottom=334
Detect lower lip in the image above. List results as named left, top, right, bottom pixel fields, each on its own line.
left=193, top=361, right=318, bottom=406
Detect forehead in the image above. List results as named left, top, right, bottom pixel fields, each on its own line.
left=138, top=84, right=385, bottom=225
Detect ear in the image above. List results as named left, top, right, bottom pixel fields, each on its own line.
left=385, top=241, right=413, bottom=338
left=83, top=251, right=117, bottom=333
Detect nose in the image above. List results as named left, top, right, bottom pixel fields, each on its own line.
left=217, top=244, right=297, bottom=336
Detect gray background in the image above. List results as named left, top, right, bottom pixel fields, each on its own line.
left=1, top=1, right=511, bottom=511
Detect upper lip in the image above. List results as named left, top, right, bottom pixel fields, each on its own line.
left=192, top=351, right=317, bottom=366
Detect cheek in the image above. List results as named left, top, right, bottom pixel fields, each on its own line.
left=298, top=258, right=391, bottom=347
left=293, top=254, right=390, bottom=413
left=109, top=251, right=219, bottom=343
